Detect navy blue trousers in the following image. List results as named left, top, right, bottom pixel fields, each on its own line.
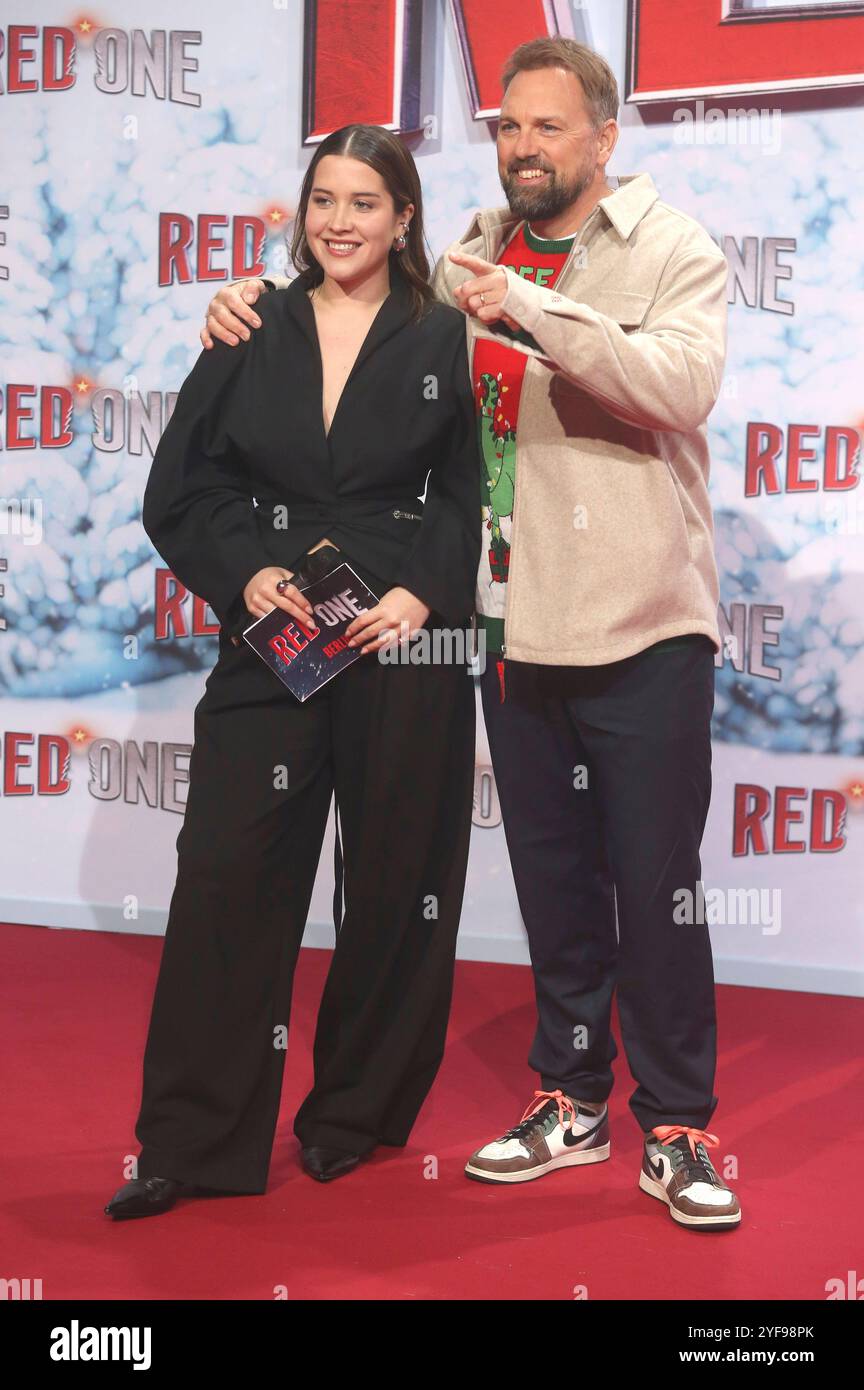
left=479, top=636, right=718, bottom=1134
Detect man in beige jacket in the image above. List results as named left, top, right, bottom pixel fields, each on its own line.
left=203, top=37, right=740, bottom=1231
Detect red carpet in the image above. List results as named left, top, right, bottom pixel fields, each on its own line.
left=2, top=920, right=862, bottom=1301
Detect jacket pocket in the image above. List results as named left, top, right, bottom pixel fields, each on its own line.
left=581, top=290, right=652, bottom=330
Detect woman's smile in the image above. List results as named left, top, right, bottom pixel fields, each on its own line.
left=321, top=238, right=364, bottom=257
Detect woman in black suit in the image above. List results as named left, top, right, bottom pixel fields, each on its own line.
left=105, top=125, right=481, bottom=1218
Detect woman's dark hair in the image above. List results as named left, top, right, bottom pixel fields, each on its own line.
left=290, top=124, right=435, bottom=323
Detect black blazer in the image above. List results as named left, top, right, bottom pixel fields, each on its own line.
left=142, top=270, right=482, bottom=640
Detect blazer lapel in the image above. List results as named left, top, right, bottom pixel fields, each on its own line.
left=281, top=265, right=415, bottom=368
left=279, top=266, right=416, bottom=479
left=350, top=268, right=415, bottom=376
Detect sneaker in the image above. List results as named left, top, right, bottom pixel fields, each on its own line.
left=465, top=1088, right=610, bottom=1185
left=639, top=1126, right=741, bottom=1229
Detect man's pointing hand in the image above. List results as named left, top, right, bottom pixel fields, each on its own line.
left=448, top=249, right=520, bottom=331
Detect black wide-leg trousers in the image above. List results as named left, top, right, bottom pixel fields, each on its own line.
left=135, top=619, right=475, bottom=1194
left=479, top=636, right=718, bottom=1135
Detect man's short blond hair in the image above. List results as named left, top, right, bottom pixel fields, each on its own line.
left=501, top=37, right=619, bottom=129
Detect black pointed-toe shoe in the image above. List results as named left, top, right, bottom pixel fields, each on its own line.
left=300, top=1146, right=361, bottom=1182
left=104, top=1175, right=186, bottom=1220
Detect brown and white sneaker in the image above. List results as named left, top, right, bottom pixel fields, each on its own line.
left=464, top=1089, right=610, bottom=1184
left=639, top=1126, right=741, bottom=1230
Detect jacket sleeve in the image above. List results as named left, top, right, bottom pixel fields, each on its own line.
left=259, top=272, right=294, bottom=292
left=497, top=244, right=728, bottom=434
left=142, top=336, right=268, bottom=631
left=393, top=326, right=482, bottom=627
left=224, top=272, right=292, bottom=292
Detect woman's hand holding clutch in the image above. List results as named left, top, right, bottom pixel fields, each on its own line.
left=344, top=587, right=431, bottom=655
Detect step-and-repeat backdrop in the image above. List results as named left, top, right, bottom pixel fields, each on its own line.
left=1, top=0, right=862, bottom=993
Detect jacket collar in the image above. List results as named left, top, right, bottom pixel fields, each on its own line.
left=281, top=265, right=416, bottom=373
left=597, top=173, right=660, bottom=239
left=469, top=172, right=660, bottom=252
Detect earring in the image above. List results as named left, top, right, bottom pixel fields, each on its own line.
left=394, top=225, right=408, bottom=251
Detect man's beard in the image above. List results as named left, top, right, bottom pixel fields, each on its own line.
left=500, top=162, right=592, bottom=222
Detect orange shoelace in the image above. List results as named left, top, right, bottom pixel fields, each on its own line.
left=652, top=1124, right=719, bottom=1159
left=520, top=1088, right=579, bottom=1133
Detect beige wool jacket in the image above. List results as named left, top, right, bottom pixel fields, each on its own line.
left=265, top=173, right=727, bottom=665
left=433, top=173, right=726, bottom=665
